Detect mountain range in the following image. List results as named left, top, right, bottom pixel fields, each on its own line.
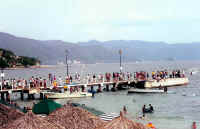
left=0, top=32, right=200, bottom=64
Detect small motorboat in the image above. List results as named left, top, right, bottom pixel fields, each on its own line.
left=144, top=108, right=154, bottom=113
left=128, top=88, right=164, bottom=94
left=44, top=91, right=92, bottom=99
left=128, top=88, right=176, bottom=94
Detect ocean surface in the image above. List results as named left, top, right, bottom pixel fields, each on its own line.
left=3, top=61, right=200, bottom=129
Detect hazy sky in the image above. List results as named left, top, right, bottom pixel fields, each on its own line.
left=0, top=0, right=199, bottom=43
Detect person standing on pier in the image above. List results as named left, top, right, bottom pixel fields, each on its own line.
left=75, top=72, right=78, bottom=80
left=58, top=76, right=62, bottom=86
left=192, top=122, right=197, bottom=129
left=66, top=76, right=69, bottom=84
left=98, top=73, right=101, bottom=82
left=53, top=80, right=57, bottom=88
left=93, top=74, right=96, bottom=83
left=48, top=73, right=53, bottom=84
left=24, top=79, right=27, bottom=88
left=43, top=79, right=47, bottom=89
left=36, top=78, right=40, bottom=87
left=53, top=75, right=56, bottom=81
left=39, top=77, right=43, bottom=87
left=87, top=74, right=90, bottom=83
left=70, top=75, right=73, bottom=83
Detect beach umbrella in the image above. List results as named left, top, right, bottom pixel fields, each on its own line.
left=32, top=99, right=62, bottom=115
left=46, top=104, right=105, bottom=129
left=0, top=103, right=24, bottom=127
left=95, top=111, right=149, bottom=129
left=2, top=111, right=65, bottom=129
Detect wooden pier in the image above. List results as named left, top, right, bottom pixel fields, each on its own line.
left=0, top=79, right=136, bottom=101
left=0, top=77, right=188, bottom=101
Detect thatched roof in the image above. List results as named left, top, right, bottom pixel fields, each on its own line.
left=46, top=105, right=105, bottom=129
left=2, top=111, right=65, bottom=129
left=0, top=103, right=24, bottom=127
left=95, top=112, right=149, bottom=129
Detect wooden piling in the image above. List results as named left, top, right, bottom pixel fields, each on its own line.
left=91, top=86, right=94, bottom=92
left=111, top=83, right=117, bottom=92
left=40, top=93, right=44, bottom=100
left=1, top=93, right=5, bottom=101
left=31, top=94, right=35, bottom=100
left=20, top=91, right=24, bottom=100
left=6, top=92, right=10, bottom=102
left=106, top=85, right=109, bottom=91
left=28, top=93, right=32, bottom=100
left=97, top=85, right=102, bottom=93
left=81, top=86, right=85, bottom=92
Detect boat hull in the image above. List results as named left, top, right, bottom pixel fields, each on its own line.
left=45, top=92, right=92, bottom=99
left=141, top=78, right=189, bottom=88
left=136, top=78, right=189, bottom=88
left=128, top=88, right=164, bottom=93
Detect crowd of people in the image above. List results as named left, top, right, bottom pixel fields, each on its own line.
left=135, top=69, right=185, bottom=81
left=0, top=69, right=186, bottom=90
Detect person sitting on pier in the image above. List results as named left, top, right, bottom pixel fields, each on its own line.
left=192, top=121, right=197, bottom=129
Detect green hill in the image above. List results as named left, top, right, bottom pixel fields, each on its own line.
left=0, top=48, right=40, bottom=68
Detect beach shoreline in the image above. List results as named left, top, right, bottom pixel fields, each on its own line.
left=4, top=65, right=57, bottom=70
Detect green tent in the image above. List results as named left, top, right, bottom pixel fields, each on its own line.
left=32, top=99, right=62, bottom=115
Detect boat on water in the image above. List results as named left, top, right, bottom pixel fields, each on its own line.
left=128, top=88, right=176, bottom=94
left=44, top=91, right=92, bottom=99
left=143, top=108, right=154, bottom=113
left=128, top=88, right=164, bottom=93
left=135, top=77, right=189, bottom=89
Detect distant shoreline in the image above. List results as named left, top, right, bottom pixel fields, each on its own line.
left=4, top=65, right=55, bottom=70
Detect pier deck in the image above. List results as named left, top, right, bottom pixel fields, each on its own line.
left=0, top=77, right=188, bottom=101
left=0, top=79, right=136, bottom=101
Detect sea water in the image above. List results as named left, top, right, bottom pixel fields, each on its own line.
left=4, top=61, right=200, bottom=129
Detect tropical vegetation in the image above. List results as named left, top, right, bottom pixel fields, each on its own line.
left=0, top=48, right=40, bottom=68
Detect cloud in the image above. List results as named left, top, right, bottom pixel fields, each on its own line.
left=0, top=0, right=200, bottom=42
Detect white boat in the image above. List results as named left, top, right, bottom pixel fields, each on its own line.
left=44, top=91, right=92, bottom=99
left=128, top=88, right=164, bottom=93
left=29, top=88, right=40, bottom=94
left=128, top=88, right=176, bottom=94
left=135, top=77, right=189, bottom=89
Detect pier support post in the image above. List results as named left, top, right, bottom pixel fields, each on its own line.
left=1, top=93, right=5, bottom=101
left=81, top=86, right=85, bottom=92
left=106, top=85, right=109, bottom=91
left=111, top=83, right=117, bottom=92
left=6, top=92, right=10, bottom=102
left=20, top=91, right=24, bottom=100
left=97, top=85, right=102, bottom=93
left=91, top=86, right=94, bottom=92
left=40, top=93, right=44, bottom=100
left=28, top=94, right=35, bottom=100
left=31, top=94, right=35, bottom=100
left=28, top=93, right=32, bottom=100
